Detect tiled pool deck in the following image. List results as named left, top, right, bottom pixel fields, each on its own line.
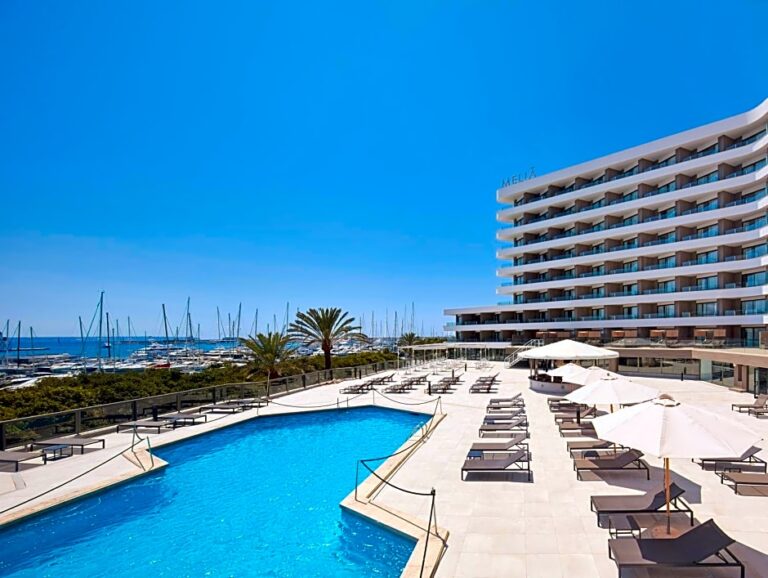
left=1, top=362, right=767, bottom=577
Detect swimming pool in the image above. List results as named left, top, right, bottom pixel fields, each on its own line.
left=0, top=407, right=428, bottom=577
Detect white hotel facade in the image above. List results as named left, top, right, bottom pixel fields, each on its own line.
left=445, top=99, right=768, bottom=392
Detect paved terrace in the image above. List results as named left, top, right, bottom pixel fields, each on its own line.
left=0, top=362, right=767, bottom=577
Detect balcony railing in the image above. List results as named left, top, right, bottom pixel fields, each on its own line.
left=503, top=184, right=768, bottom=249
left=454, top=309, right=761, bottom=326
left=505, top=128, right=767, bottom=208
left=501, top=248, right=766, bottom=287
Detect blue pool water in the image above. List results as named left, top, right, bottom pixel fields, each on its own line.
left=0, top=407, right=427, bottom=577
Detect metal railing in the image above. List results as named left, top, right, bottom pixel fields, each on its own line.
left=0, top=359, right=413, bottom=450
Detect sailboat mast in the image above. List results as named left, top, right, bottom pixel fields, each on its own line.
left=97, top=292, right=104, bottom=371
left=236, top=303, right=242, bottom=340
left=162, top=304, right=170, bottom=347
left=16, top=321, right=21, bottom=366
left=105, top=312, right=111, bottom=359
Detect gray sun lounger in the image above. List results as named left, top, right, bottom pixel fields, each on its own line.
left=608, top=519, right=744, bottom=578
left=590, top=482, right=692, bottom=527
left=166, top=413, right=208, bottom=428
left=470, top=433, right=528, bottom=453
left=574, top=449, right=650, bottom=480
left=731, top=394, right=768, bottom=413
left=461, top=449, right=531, bottom=481
left=30, top=437, right=106, bottom=454
left=698, top=446, right=767, bottom=473
left=479, top=418, right=528, bottom=437
left=567, top=439, right=619, bottom=457
left=0, top=450, right=46, bottom=471
left=554, top=406, right=596, bottom=423
left=748, top=406, right=768, bottom=418
left=201, top=403, right=245, bottom=413
left=116, top=420, right=170, bottom=433
left=721, top=471, right=768, bottom=495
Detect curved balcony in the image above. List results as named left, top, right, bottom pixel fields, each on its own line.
left=497, top=128, right=767, bottom=211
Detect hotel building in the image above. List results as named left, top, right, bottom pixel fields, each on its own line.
left=446, top=99, right=768, bottom=392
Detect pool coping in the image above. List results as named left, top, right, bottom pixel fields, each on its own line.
left=340, top=410, right=450, bottom=578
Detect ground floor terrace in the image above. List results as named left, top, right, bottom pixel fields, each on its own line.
left=0, top=362, right=767, bottom=577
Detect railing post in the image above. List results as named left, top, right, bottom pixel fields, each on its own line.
left=302, top=373, right=307, bottom=388
left=131, top=401, right=138, bottom=422
left=0, top=422, right=5, bottom=451
left=74, top=410, right=82, bottom=435
left=176, top=394, right=181, bottom=411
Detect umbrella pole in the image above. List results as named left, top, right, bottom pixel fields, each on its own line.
left=665, top=457, right=671, bottom=534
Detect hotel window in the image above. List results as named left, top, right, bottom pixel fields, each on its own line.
left=563, top=310, right=574, bottom=320
left=697, top=198, right=719, bottom=212
left=743, top=271, right=768, bottom=287
left=658, top=255, right=676, bottom=268
left=657, top=304, right=675, bottom=317
left=623, top=214, right=639, bottom=226
left=592, top=308, right=605, bottom=320
left=744, top=215, right=767, bottom=231
left=592, top=287, right=605, bottom=298
left=622, top=237, right=639, bottom=250
left=563, top=289, right=575, bottom=300
left=623, top=306, right=638, bottom=319
left=743, top=299, right=768, bottom=315
left=695, top=302, right=717, bottom=316
left=696, top=276, right=718, bottom=290
left=743, top=244, right=768, bottom=259
left=692, top=171, right=718, bottom=187
left=624, top=260, right=639, bottom=272
left=592, top=264, right=605, bottom=275
left=656, top=180, right=677, bottom=194
left=696, top=250, right=718, bottom=264
left=697, top=224, right=719, bottom=238
left=657, top=279, right=676, bottom=293
left=622, top=190, right=639, bottom=202
left=623, top=283, right=638, bottom=295
left=742, top=189, right=764, bottom=204
left=658, top=231, right=676, bottom=244
left=658, top=206, right=676, bottom=219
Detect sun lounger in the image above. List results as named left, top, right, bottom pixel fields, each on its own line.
left=0, top=450, right=45, bottom=471
left=567, top=439, right=615, bottom=457
left=490, top=394, right=522, bottom=404
left=166, top=413, right=207, bottom=428
left=200, top=403, right=245, bottom=413
left=116, top=420, right=169, bottom=434
left=698, top=446, right=767, bottom=473
left=731, top=394, right=768, bottom=413
left=461, top=449, right=531, bottom=481
left=721, top=471, right=768, bottom=495
left=608, top=519, right=743, bottom=578
left=558, top=421, right=597, bottom=437
left=470, top=433, right=528, bottom=453
left=230, top=398, right=268, bottom=408
left=748, top=406, right=768, bottom=418
left=479, top=418, right=528, bottom=437
left=573, top=449, right=650, bottom=480
left=29, top=437, right=106, bottom=454
left=554, top=406, right=596, bottom=423
left=590, top=482, right=692, bottom=527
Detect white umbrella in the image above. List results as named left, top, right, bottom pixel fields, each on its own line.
left=519, top=339, right=618, bottom=361
left=569, top=365, right=624, bottom=386
left=547, top=362, right=588, bottom=382
left=565, top=374, right=658, bottom=406
left=593, top=394, right=762, bottom=534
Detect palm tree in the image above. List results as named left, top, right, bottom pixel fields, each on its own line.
left=398, top=332, right=419, bottom=347
left=240, top=331, right=292, bottom=379
left=288, top=307, right=367, bottom=370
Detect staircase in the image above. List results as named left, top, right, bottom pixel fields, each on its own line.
left=505, top=339, right=543, bottom=367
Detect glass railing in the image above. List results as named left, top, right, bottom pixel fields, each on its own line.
left=507, top=190, right=766, bottom=249
left=458, top=309, right=759, bottom=325
left=506, top=128, right=768, bottom=209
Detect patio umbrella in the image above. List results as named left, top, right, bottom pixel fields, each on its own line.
left=569, top=365, right=624, bottom=386
left=547, top=362, right=589, bottom=382
left=592, top=394, right=762, bottom=534
left=564, top=374, right=658, bottom=407
left=520, top=339, right=618, bottom=361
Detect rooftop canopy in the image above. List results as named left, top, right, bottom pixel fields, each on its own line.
left=519, top=339, right=619, bottom=361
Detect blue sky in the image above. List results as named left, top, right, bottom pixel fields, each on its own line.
left=1, top=0, right=767, bottom=336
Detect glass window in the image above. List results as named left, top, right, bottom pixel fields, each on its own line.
left=743, top=299, right=768, bottom=315
left=697, top=250, right=718, bottom=264
left=695, top=302, right=717, bottom=316
left=696, top=198, right=719, bottom=212
left=624, top=283, right=638, bottom=295
left=622, top=306, right=638, bottom=318
left=658, top=206, right=677, bottom=219
left=658, top=231, right=676, bottom=243
left=696, top=276, right=718, bottom=290
left=623, top=214, right=639, bottom=226
left=623, top=260, right=638, bottom=272
left=657, top=304, right=675, bottom=317
left=656, top=180, right=677, bottom=194
left=743, top=244, right=768, bottom=259
left=697, top=224, right=719, bottom=237
left=592, top=265, right=605, bottom=275
left=743, top=271, right=768, bottom=287
left=658, top=256, right=676, bottom=268
left=623, top=190, right=639, bottom=201
left=658, top=280, right=676, bottom=292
